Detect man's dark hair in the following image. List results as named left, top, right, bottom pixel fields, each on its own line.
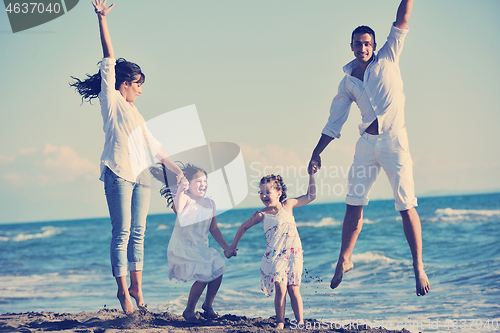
left=351, top=25, right=376, bottom=45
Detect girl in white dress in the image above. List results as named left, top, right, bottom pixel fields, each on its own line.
left=225, top=169, right=317, bottom=329
left=154, top=163, right=230, bottom=321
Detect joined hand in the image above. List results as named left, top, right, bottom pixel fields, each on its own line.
left=224, top=246, right=237, bottom=259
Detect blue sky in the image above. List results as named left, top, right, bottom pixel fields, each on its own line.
left=1, top=0, right=499, bottom=223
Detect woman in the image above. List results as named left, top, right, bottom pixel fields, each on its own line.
left=71, top=0, right=185, bottom=314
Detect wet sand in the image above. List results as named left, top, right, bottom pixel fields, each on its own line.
left=0, top=308, right=411, bottom=333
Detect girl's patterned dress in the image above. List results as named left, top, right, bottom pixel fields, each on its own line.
left=260, top=207, right=303, bottom=296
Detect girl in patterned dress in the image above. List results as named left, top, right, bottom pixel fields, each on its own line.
left=225, top=169, right=317, bottom=329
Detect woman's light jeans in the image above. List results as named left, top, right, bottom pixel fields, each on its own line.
left=104, top=167, right=150, bottom=277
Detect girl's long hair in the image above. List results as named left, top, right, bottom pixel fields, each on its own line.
left=150, top=162, right=207, bottom=208
left=70, top=58, right=145, bottom=103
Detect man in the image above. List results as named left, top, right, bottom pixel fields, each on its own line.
left=308, top=0, right=430, bottom=296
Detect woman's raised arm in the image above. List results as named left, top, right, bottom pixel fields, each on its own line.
left=92, top=0, right=115, bottom=58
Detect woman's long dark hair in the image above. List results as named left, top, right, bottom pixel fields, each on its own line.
left=150, top=162, right=207, bottom=208
left=70, top=58, right=145, bottom=103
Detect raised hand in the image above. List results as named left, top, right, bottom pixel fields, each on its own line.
left=92, top=0, right=115, bottom=16
left=175, top=173, right=189, bottom=195
left=92, top=0, right=116, bottom=58
left=177, top=179, right=189, bottom=193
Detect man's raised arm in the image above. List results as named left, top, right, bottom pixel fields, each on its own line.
left=394, top=0, right=413, bottom=30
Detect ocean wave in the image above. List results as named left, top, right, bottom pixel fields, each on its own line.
left=154, top=294, right=187, bottom=314
left=429, top=208, right=500, bottom=223
left=363, top=218, right=381, bottom=224
left=350, top=251, right=411, bottom=266
left=296, top=217, right=341, bottom=228
left=0, top=271, right=106, bottom=299
left=221, top=289, right=253, bottom=297
left=217, top=289, right=272, bottom=317
left=0, top=226, right=63, bottom=242
left=156, top=224, right=171, bottom=230
left=217, top=223, right=238, bottom=229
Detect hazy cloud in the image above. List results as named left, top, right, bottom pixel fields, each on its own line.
left=0, top=144, right=98, bottom=186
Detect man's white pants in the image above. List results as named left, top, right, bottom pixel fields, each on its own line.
left=345, top=127, right=418, bottom=211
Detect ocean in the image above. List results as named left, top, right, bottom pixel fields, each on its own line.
left=1, top=192, right=499, bottom=333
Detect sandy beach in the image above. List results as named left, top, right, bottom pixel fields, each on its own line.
left=0, top=309, right=411, bottom=333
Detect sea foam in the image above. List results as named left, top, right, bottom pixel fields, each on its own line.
left=0, top=226, right=63, bottom=242
left=296, top=217, right=341, bottom=228
left=351, top=251, right=411, bottom=266
left=430, top=208, right=500, bottom=223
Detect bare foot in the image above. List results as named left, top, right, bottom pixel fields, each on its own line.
left=128, top=287, right=147, bottom=310
left=117, top=291, right=135, bottom=315
left=330, top=260, right=354, bottom=289
left=201, top=303, right=219, bottom=319
left=276, top=322, right=284, bottom=329
left=414, top=265, right=430, bottom=296
left=182, top=310, right=200, bottom=322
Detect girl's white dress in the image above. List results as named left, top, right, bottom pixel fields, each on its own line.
left=260, top=207, right=303, bottom=296
left=167, top=200, right=225, bottom=283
